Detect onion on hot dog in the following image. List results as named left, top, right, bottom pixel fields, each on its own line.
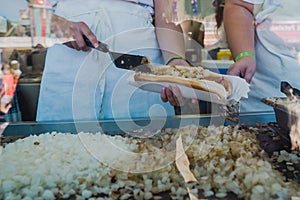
left=134, top=65, right=232, bottom=99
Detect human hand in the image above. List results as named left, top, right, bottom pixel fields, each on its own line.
left=161, top=85, right=186, bottom=107
left=50, top=14, right=98, bottom=51
left=63, top=21, right=99, bottom=51
left=227, top=56, right=256, bottom=83
left=160, top=58, right=198, bottom=107
left=167, top=57, right=191, bottom=66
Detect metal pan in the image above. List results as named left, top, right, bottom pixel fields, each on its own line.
left=0, top=112, right=275, bottom=137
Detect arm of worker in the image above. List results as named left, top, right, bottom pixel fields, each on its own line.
left=50, top=13, right=98, bottom=51
left=154, top=0, right=190, bottom=66
left=224, top=0, right=256, bottom=83
left=154, top=0, right=191, bottom=106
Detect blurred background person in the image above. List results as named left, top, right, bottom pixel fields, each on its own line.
left=204, top=0, right=228, bottom=60
left=10, top=60, right=22, bottom=83
left=0, top=63, right=15, bottom=114
left=26, top=44, right=46, bottom=76
left=0, top=60, right=22, bottom=121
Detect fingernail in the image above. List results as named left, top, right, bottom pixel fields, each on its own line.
left=93, top=43, right=99, bottom=48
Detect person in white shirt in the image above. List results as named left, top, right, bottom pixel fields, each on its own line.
left=36, top=0, right=190, bottom=121
left=204, top=0, right=228, bottom=60
left=224, top=0, right=300, bottom=112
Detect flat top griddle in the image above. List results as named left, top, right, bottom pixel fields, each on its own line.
left=1, top=112, right=299, bottom=199
left=0, top=112, right=275, bottom=137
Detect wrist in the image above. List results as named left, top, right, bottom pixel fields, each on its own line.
left=234, top=51, right=256, bottom=62
left=165, top=56, right=192, bottom=66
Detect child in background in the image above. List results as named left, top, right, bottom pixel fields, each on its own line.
left=10, top=60, right=22, bottom=87
left=0, top=63, right=15, bottom=113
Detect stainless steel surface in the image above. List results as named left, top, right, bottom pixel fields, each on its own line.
left=262, top=97, right=291, bottom=134
left=16, top=83, right=40, bottom=121
left=226, top=111, right=276, bottom=125
left=2, top=112, right=276, bottom=137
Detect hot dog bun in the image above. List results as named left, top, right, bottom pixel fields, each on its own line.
left=134, top=65, right=232, bottom=99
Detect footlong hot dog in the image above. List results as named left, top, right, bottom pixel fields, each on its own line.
left=134, top=65, right=232, bottom=99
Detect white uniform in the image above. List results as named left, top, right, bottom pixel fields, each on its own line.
left=36, top=0, right=175, bottom=121
left=239, top=0, right=300, bottom=112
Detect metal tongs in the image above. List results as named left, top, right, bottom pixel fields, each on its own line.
left=220, top=101, right=240, bottom=123
left=280, top=81, right=300, bottom=100
left=83, top=36, right=151, bottom=72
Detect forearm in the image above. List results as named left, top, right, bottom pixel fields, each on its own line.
left=154, top=0, right=186, bottom=63
left=224, top=0, right=255, bottom=59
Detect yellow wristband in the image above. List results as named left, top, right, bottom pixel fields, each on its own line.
left=165, top=56, right=192, bottom=66
left=235, top=51, right=256, bottom=62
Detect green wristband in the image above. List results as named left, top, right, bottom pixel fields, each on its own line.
left=165, top=56, right=192, bottom=66
left=235, top=51, right=256, bottom=62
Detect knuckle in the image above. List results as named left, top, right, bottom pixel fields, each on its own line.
left=78, top=21, right=87, bottom=27
left=69, top=22, right=77, bottom=31
left=78, top=43, right=86, bottom=50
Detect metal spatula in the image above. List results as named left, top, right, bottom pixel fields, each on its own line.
left=83, top=36, right=151, bottom=72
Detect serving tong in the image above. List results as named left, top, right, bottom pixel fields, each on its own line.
left=281, top=81, right=300, bottom=100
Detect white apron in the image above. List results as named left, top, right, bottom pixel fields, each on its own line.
left=36, top=0, right=174, bottom=122
left=240, top=0, right=300, bottom=112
